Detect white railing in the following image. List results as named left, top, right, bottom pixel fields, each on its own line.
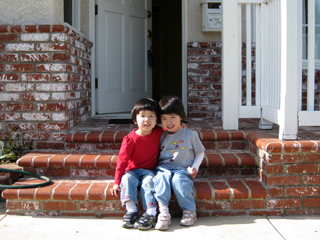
left=222, top=0, right=320, bottom=140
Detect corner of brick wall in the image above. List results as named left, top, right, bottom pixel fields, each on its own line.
left=247, top=132, right=320, bottom=215
left=0, top=24, right=93, bottom=151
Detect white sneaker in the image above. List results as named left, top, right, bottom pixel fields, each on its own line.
left=180, top=210, right=197, bottom=226
left=155, top=212, right=171, bottom=231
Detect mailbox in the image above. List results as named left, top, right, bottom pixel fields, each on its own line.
left=202, top=1, right=222, bottom=32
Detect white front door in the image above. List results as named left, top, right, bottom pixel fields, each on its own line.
left=97, top=0, right=152, bottom=114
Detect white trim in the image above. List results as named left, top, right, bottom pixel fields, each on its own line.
left=298, top=111, right=320, bottom=126
left=73, top=0, right=81, bottom=32
left=182, top=0, right=188, bottom=114
left=239, top=106, right=261, bottom=118
left=89, top=1, right=96, bottom=118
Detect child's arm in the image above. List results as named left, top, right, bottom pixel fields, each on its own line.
left=188, top=152, right=205, bottom=178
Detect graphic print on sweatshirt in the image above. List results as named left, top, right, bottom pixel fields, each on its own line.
left=159, top=140, right=186, bottom=162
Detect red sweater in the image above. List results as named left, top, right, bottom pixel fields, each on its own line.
left=114, top=125, right=164, bottom=185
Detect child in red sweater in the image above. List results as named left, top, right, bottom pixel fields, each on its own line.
left=110, top=98, right=163, bottom=230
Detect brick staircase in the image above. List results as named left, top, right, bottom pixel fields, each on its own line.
left=2, top=120, right=270, bottom=217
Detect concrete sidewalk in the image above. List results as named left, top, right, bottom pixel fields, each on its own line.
left=0, top=199, right=319, bottom=240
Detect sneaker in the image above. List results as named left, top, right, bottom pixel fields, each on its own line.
left=122, top=211, right=139, bottom=228
left=155, top=212, right=171, bottom=231
left=134, top=213, right=157, bottom=230
left=180, top=210, right=197, bottom=226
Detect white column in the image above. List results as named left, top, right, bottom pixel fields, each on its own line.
left=278, top=0, right=301, bottom=140
left=222, top=0, right=241, bottom=130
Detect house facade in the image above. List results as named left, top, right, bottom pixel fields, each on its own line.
left=0, top=0, right=319, bottom=147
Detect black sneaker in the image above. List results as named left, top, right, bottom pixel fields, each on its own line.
left=134, top=213, right=157, bottom=231
left=122, top=212, right=139, bottom=229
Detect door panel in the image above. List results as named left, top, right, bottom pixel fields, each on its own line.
left=97, top=0, right=152, bottom=114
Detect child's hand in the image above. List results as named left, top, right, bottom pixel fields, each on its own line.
left=110, top=184, right=121, bottom=197
left=187, top=167, right=198, bottom=178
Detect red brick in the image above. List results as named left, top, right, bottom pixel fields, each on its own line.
left=35, top=181, right=59, bottom=200
left=265, top=175, right=303, bottom=186
left=0, top=34, right=19, bottom=42
left=52, top=25, right=66, bottom=32
left=52, top=181, right=76, bottom=200
left=211, top=181, right=231, bottom=199
left=6, top=103, right=34, bottom=111
left=268, top=187, right=284, bottom=197
left=43, top=201, right=78, bottom=211
left=0, top=54, right=18, bottom=62
left=48, top=154, right=69, bottom=167
left=79, top=154, right=97, bottom=168
left=223, top=154, right=239, bottom=167
left=7, top=200, right=40, bottom=211
left=285, top=186, right=319, bottom=197
left=305, top=153, right=320, bottom=162
left=206, top=153, right=223, bottom=167
left=88, top=182, right=109, bottom=200
left=263, top=163, right=284, bottom=175
left=231, top=200, right=266, bottom=209
left=303, top=198, right=320, bottom=207
left=299, top=140, right=317, bottom=152
left=196, top=200, right=230, bottom=210
left=22, top=73, right=50, bottom=82
left=194, top=182, right=212, bottom=200
left=268, top=199, right=302, bottom=209
left=237, top=153, right=255, bottom=166
left=267, top=154, right=304, bottom=164
left=0, top=25, right=9, bottom=33
left=6, top=64, right=34, bottom=72
left=25, top=25, right=37, bottom=33
left=228, top=181, right=249, bottom=199
left=286, top=163, right=320, bottom=174
left=38, top=25, right=51, bottom=32
left=249, top=210, right=284, bottom=216
left=37, top=123, right=68, bottom=131
left=95, top=154, right=113, bottom=168
left=79, top=201, right=118, bottom=211
left=304, top=175, right=320, bottom=184
left=21, top=53, right=50, bottom=62
left=70, top=182, right=91, bottom=200
left=64, top=154, right=83, bottom=168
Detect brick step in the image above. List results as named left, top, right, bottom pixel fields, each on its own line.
left=2, top=177, right=268, bottom=217
left=16, top=150, right=258, bottom=179
left=64, top=128, right=247, bottom=152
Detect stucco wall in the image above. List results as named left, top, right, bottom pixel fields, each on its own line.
left=0, top=0, right=64, bottom=25
left=187, top=0, right=221, bottom=42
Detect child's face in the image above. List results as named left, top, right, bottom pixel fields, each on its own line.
left=161, top=113, right=182, bottom=134
left=135, top=110, right=157, bottom=136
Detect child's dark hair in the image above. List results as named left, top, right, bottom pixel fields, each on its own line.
left=131, top=98, right=160, bottom=123
left=159, top=96, right=187, bottom=121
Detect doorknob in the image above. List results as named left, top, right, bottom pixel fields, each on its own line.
left=147, top=30, right=152, bottom=40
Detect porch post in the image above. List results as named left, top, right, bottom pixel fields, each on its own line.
left=222, top=0, right=241, bottom=130
left=278, top=0, right=301, bottom=140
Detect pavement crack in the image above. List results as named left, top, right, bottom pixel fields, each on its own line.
left=266, top=216, right=286, bottom=240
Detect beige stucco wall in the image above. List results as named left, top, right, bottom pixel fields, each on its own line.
left=187, top=0, right=221, bottom=42
left=0, top=0, right=64, bottom=25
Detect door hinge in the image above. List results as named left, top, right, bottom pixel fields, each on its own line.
left=95, top=5, right=98, bottom=15
left=95, top=78, right=98, bottom=89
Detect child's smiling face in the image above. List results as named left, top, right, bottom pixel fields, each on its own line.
left=135, top=110, right=157, bottom=136
left=161, top=113, right=182, bottom=134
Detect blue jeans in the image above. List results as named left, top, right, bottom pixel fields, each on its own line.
left=153, top=166, right=196, bottom=211
left=120, top=169, right=156, bottom=210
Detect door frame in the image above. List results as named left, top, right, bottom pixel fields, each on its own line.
left=89, top=0, right=188, bottom=117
